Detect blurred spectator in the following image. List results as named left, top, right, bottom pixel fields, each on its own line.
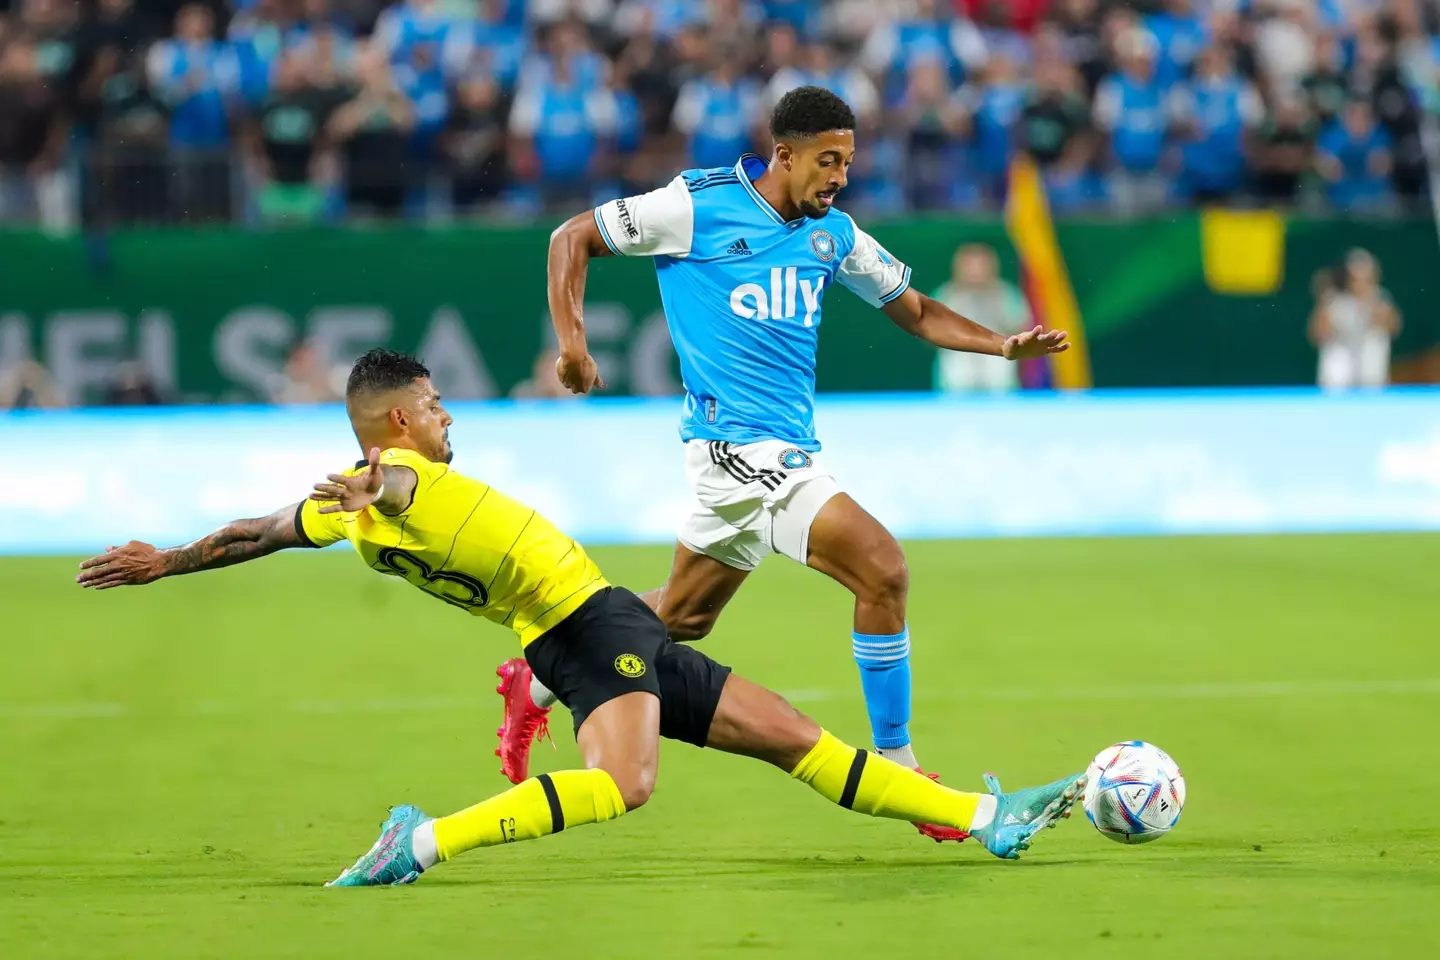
left=757, top=21, right=801, bottom=82
left=510, top=347, right=579, bottom=399
left=0, top=34, right=75, bottom=232
left=614, top=10, right=682, bottom=141
left=1310, top=248, right=1401, bottom=390
left=1253, top=0, right=1315, bottom=95
left=246, top=48, right=335, bottom=223
left=973, top=0, right=1030, bottom=67
left=762, top=0, right=819, bottom=39
left=933, top=243, right=1031, bottom=393
left=613, top=0, right=700, bottom=40
left=229, top=0, right=298, bottom=108
left=147, top=3, right=239, bottom=221
left=103, top=362, right=166, bottom=405
left=702, top=0, right=763, bottom=52
left=1251, top=95, right=1315, bottom=205
left=272, top=339, right=343, bottom=403
left=1145, top=0, right=1206, bottom=89
left=1169, top=44, right=1262, bottom=203
left=147, top=4, right=237, bottom=149
left=860, top=0, right=988, bottom=107
left=374, top=0, right=448, bottom=66
left=1315, top=98, right=1393, bottom=211
left=73, top=0, right=152, bottom=134
left=444, top=70, right=507, bottom=210
left=327, top=41, right=415, bottom=217
left=1019, top=57, right=1090, bottom=168
left=672, top=45, right=760, bottom=169
left=508, top=19, right=617, bottom=209
left=441, top=0, right=525, bottom=91
left=0, top=358, right=63, bottom=410
left=1354, top=26, right=1426, bottom=204
left=1094, top=27, right=1173, bottom=214
left=1047, top=0, right=1105, bottom=93
left=393, top=25, right=449, bottom=165
left=900, top=57, right=967, bottom=209
left=956, top=52, right=1026, bottom=199
left=765, top=41, right=880, bottom=126
left=91, top=51, right=170, bottom=224
left=1301, top=31, right=1349, bottom=127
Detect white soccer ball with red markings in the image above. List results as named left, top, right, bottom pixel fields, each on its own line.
left=1082, top=741, right=1186, bottom=844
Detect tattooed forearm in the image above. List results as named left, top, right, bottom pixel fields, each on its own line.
left=158, top=520, right=278, bottom=576
left=154, top=503, right=306, bottom=578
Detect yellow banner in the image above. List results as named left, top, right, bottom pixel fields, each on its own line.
left=1004, top=156, right=1092, bottom=389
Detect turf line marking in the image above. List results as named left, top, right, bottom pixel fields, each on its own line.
left=3, top=679, right=1439, bottom=720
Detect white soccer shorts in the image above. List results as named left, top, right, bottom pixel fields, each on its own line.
left=677, top=439, right=843, bottom=572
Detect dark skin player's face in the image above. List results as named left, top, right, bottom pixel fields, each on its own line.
left=776, top=129, right=854, bottom=219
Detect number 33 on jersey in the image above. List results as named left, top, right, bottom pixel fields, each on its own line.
left=297, top=447, right=608, bottom=647
left=594, top=154, right=912, bottom=454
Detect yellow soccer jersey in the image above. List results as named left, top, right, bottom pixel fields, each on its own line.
left=297, top=448, right=608, bottom=646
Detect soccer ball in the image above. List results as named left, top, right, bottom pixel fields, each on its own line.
left=1082, top=741, right=1186, bottom=844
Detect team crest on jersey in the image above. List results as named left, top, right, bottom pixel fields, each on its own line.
left=810, top=229, right=836, bottom=262
left=614, top=654, right=647, bottom=678
left=778, top=447, right=812, bottom=470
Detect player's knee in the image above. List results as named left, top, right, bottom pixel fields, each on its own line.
left=607, top=766, right=657, bottom=811
left=859, top=547, right=909, bottom=612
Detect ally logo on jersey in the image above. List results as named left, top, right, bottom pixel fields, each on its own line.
left=730, top=267, right=827, bottom=327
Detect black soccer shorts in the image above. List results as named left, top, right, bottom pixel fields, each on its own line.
left=524, top=586, right=732, bottom=747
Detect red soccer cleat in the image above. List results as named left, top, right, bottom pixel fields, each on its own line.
left=913, top=769, right=971, bottom=844
left=495, top=657, right=551, bottom=784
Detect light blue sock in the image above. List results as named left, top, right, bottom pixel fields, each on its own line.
left=852, top=626, right=911, bottom=752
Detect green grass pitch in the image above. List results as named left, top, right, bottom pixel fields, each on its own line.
left=3, top=534, right=1438, bottom=958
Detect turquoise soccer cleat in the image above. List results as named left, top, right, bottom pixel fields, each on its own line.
left=970, top=771, right=1087, bottom=860
left=326, top=804, right=431, bottom=887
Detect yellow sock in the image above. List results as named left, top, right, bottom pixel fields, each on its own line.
left=431, top=769, right=626, bottom=861
left=791, top=730, right=983, bottom=831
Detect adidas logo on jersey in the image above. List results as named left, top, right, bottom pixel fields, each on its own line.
left=726, top=238, right=753, bottom=256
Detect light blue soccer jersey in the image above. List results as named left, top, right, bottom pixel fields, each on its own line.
left=594, top=154, right=911, bottom=451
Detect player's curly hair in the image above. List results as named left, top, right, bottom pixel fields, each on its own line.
left=770, top=85, right=856, bottom=140
left=346, top=348, right=431, bottom=397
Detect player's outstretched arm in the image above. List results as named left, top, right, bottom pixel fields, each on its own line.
left=75, top=502, right=309, bottom=590
left=547, top=211, right=614, bottom=394
left=881, top=287, right=1070, bottom=360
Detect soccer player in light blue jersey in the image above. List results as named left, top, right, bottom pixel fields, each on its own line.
left=497, top=86, right=1069, bottom=844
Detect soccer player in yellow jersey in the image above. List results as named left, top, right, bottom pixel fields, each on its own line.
left=76, top=349, right=1085, bottom=882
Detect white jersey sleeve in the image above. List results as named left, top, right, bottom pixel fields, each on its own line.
left=837, top=225, right=912, bottom=307
left=593, top=176, right=695, bottom=258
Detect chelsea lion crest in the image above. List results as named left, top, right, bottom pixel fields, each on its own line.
left=810, top=229, right=836, bottom=262
left=779, top=447, right=813, bottom=470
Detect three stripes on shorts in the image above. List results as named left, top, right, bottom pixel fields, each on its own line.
left=707, top=441, right=787, bottom=492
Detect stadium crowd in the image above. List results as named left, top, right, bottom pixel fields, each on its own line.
left=2, top=0, right=1440, bottom=227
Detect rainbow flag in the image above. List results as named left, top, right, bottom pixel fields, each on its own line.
left=1004, top=156, right=1092, bottom=390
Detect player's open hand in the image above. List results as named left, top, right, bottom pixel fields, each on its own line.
left=1002, top=325, right=1070, bottom=360
left=556, top=350, right=605, bottom=394
left=76, top=540, right=162, bottom=589
left=311, top=447, right=384, bottom=514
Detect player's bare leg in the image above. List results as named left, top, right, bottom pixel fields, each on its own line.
left=499, top=544, right=746, bottom=783
left=704, top=674, right=1085, bottom=860
left=805, top=493, right=965, bottom=842
left=573, top=691, right=661, bottom=811
left=639, top=541, right=751, bottom=640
